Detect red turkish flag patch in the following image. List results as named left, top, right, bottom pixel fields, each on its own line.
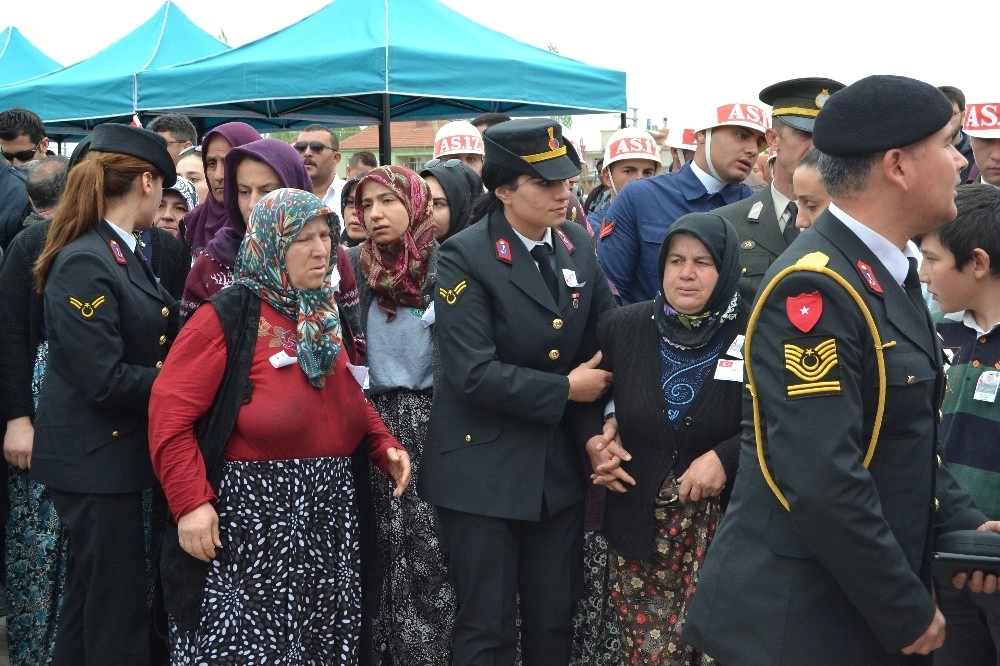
left=786, top=292, right=823, bottom=333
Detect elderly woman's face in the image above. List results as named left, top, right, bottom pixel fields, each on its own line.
left=662, top=233, right=719, bottom=315
left=361, top=181, right=410, bottom=247
left=285, top=216, right=333, bottom=291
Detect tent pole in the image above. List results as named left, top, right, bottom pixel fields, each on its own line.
left=620, top=112, right=626, bottom=129
left=379, top=94, right=392, bottom=167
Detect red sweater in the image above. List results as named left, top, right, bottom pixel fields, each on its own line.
left=149, top=300, right=397, bottom=522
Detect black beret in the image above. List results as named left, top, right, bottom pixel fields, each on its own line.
left=813, top=75, right=952, bottom=157
left=483, top=118, right=580, bottom=184
left=759, top=77, right=845, bottom=133
left=87, top=123, right=177, bottom=186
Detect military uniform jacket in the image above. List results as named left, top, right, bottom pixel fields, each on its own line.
left=683, top=210, right=985, bottom=665
left=32, top=221, right=176, bottom=494
left=418, top=210, right=617, bottom=521
left=712, top=184, right=790, bottom=304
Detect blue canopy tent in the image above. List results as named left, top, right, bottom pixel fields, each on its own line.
left=138, top=0, right=627, bottom=163
left=0, top=2, right=228, bottom=139
left=0, top=27, right=61, bottom=86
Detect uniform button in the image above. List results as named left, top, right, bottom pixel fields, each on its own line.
left=973, top=360, right=981, bottom=368
left=936, top=454, right=943, bottom=468
left=155, top=361, right=164, bottom=369
left=939, top=409, right=944, bottom=423
left=548, top=349, right=560, bottom=360
left=552, top=318, right=564, bottom=330
left=906, top=375, right=915, bottom=385
left=981, top=336, right=988, bottom=344
left=934, top=497, right=940, bottom=512
left=159, top=335, right=167, bottom=345
left=741, top=267, right=747, bottom=275
left=464, top=434, right=472, bottom=443
left=112, top=430, right=119, bottom=437
left=161, top=307, right=169, bottom=317
left=683, top=416, right=693, bottom=426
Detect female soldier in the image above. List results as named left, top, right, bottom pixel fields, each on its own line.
left=419, top=118, right=617, bottom=665
left=29, top=123, right=177, bottom=666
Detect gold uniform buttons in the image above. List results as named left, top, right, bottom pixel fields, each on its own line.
left=906, top=375, right=916, bottom=385
left=155, top=361, right=164, bottom=369
left=552, top=318, right=564, bottom=330
left=973, top=360, right=981, bottom=368
left=934, top=497, right=940, bottom=512
left=464, top=434, right=472, bottom=443
left=161, top=307, right=170, bottom=317
left=159, top=335, right=167, bottom=345
left=936, top=454, right=943, bottom=469
left=741, top=267, right=748, bottom=275
left=981, top=336, right=988, bottom=344
left=112, top=430, right=119, bottom=437
left=548, top=350, right=560, bottom=361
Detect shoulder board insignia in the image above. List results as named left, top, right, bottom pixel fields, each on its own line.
left=855, top=260, right=883, bottom=294
left=438, top=280, right=468, bottom=306
left=748, top=201, right=764, bottom=221
left=795, top=251, right=830, bottom=269
left=786, top=291, right=822, bottom=333
left=599, top=219, right=615, bottom=240
left=783, top=335, right=842, bottom=398
left=109, top=240, right=127, bottom=265
left=69, top=295, right=107, bottom=319
left=555, top=228, right=574, bottom=253
left=741, top=240, right=756, bottom=250
left=495, top=238, right=512, bottom=263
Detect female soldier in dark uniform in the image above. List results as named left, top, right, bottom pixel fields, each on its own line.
left=419, top=118, right=617, bottom=665
left=30, top=123, right=177, bottom=666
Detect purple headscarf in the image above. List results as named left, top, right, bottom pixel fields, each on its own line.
left=183, top=122, right=262, bottom=255
left=203, top=138, right=313, bottom=269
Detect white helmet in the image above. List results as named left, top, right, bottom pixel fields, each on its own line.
left=603, top=128, right=660, bottom=169
left=695, top=102, right=770, bottom=135
left=664, top=127, right=698, bottom=151
left=434, top=120, right=485, bottom=159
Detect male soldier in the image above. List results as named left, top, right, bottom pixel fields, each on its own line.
left=963, top=100, right=1000, bottom=187
left=598, top=102, right=767, bottom=304
left=713, top=78, right=844, bottom=303
left=684, top=74, right=1000, bottom=666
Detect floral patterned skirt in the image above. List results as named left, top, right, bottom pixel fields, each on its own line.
left=169, top=456, right=359, bottom=665
left=610, top=472, right=721, bottom=666
left=369, top=388, right=455, bottom=666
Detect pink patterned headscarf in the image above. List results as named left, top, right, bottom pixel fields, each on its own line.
left=356, top=166, right=435, bottom=321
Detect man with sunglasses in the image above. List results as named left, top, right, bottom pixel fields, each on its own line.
left=0, top=107, right=47, bottom=251
left=294, top=124, right=344, bottom=213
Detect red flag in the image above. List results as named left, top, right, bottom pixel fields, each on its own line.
left=130, top=114, right=142, bottom=128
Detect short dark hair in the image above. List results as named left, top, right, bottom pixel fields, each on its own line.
left=938, top=86, right=966, bottom=112
left=816, top=150, right=878, bottom=198
left=300, top=124, right=338, bottom=150
left=471, top=113, right=512, bottom=130
left=349, top=150, right=377, bottom=169
left=26, top=155, right=69, bottom=211
left=928, top=184, right=1000, bottom=276
left=0, top=107, right=45, bottom=143
left=797, top=147, right=822, bottom=171
left=147, top=114, right=197, bottom=145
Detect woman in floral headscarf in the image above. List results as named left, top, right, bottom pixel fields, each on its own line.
left=149, top=188, right=411, bottom=664
left=346, top=165, right=456, bottom=665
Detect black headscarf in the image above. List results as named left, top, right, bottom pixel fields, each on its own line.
left=419, top=161, right=484, bottom=242
left=653, top=212, right=741, bottom=349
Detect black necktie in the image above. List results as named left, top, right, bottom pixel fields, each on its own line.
left=904, top=257, right=930, bottom=322
left=782, top=202, right=799, bottom=246
left=133, top=245, right=157, bottom=286
left=529, top=244, right=559, bottom=302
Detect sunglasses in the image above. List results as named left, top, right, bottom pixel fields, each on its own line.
left=1, top=140, right=41, bottom=163
left=178, top=145, right=202, bottom=158
left=294, top=141, right=338, bottom=154
left=423, top=158, right=464, bottom=169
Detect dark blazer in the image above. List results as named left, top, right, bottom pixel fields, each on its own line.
left=713, top=186, right=789, bottom=304
left=31, top=221, right=177, bottom=494
left=597, top=300, right=747, bottom=560
left=684, top=210, right=985, bottom=665
left=418, top=211, right=617, bottom=521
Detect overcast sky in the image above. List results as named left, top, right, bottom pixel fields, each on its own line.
left=5, top=0, right=997, bottom=150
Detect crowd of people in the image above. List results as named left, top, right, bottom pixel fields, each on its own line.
left=0, top=71, right=999, bottom=666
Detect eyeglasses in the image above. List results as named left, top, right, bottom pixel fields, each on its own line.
left=178, top=146, right=202, bottom=158
left=423, top=158, right=463, bottom=169
left=294, top=141, right=338, bottom=154
left=1, top=140, right=41, bottom=163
